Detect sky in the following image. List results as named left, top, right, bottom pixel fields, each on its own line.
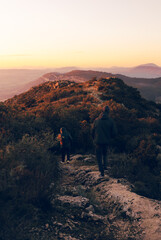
left=0, top=0, right=161, bottom=69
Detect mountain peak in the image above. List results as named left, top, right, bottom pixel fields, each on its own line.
left=136, top=63, right=159, bottom=68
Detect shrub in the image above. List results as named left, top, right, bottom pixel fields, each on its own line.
left=109, top=153, right=134, bottom=178
left=0, top=132, right=60, bottom=239
left=78, top=120, right=94, bottom=152
left=132, top=136, right=158, bottom=169
left=1, top=133, right=60, bottom=204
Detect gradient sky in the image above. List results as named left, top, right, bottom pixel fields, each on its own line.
left=0, top=0, right=161, bottom=69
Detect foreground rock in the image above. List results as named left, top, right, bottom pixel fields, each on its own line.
left=29, top=154, right=161, bottom=240
left=100, top=179, right=161, bottom=239
left=66, top=154, right=161, bottom=240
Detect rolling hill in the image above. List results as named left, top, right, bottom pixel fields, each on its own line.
left=24, top=70, right=161, bottom=102
left=1, top=64, right=161, bottom=102
left=0, top=63, right=161, bottom=102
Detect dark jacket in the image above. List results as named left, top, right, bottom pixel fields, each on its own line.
left=92, top=112, right=117, bottom=145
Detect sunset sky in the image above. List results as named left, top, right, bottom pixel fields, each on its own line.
left=0, top=0, right=161, bottom=69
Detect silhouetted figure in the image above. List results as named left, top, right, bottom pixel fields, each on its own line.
left=92, top=106, right=117, bottom=176
left=58, top=127, right=72, bottom=163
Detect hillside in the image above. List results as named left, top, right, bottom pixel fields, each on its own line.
left=0, top=68, right=79, bottom=101
left=5, top=76, right=159, bottom=117
left=117, top=74, right=161, bottom=102
left=1, top=69, right=161, bottom=102
left=25, top=70, right=161, bottom=102
left=1, top=77, right=161, bottom=239
left=26, top=70, right=113, bottom=88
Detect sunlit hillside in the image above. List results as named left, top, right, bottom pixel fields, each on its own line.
left=27, top=70, right=161, bottom=102
left=1, top=76, right=161, bottom=239
left=1, top=67, right=161, bottom=102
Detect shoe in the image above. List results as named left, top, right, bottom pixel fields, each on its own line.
left=99, top=173, right=104, bottom=178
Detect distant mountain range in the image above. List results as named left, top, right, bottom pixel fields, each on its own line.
left=97, top=63, right=161, bottom=78
left=1, top=63, right=161, bottom=102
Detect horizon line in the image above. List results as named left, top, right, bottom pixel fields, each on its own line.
left=0, top=63, right=160, bottom=70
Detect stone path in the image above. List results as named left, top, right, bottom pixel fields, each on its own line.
left=29, top=154, right=161, bottom=240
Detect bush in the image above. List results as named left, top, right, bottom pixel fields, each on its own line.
left=0, top=132, right=60, bottom=239
left=1, top=133, right=60, bottom=204
left=132, top=136, right=158, bottom=169
left=109, top=153, right=134, bottom=178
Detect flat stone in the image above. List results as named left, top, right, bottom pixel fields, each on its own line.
left=70, top=154, right=84, bottom=161
left=53, top=195, right=89, bottom=209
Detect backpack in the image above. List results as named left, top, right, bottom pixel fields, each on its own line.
left=60, top=132, right=69, bottom=147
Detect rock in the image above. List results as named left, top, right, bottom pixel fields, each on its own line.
left=85, top=205, right=95, bottom=213
left=53, top=222, right=63, bottom=228
left=58, top=232, right=79, bottom=240
left=70, top=154, right=84, bottom=161
left=53, top=195, right=90, bottom=209
left=62, top=223, right=73, bottom=231
left=10, top=164, right=27, bottom=179
left=81, top=211, right=106, bottom=223
left=49, top=154, right=161, bottom=240
left=70, top=154, right=96, bottom=163
left=49, top=182, right=55, bottom=189
left=156, top=153, right=161, bottom=161
left=156, top=145, right=161, bottom=153
left=83, top=154, right=96, bottom=163
left=75, top=169, right=109, bottom=187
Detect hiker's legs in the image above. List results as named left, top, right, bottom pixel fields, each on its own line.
left=67, top=149, right=70, bottom=161
left=67, top=147, right=70, bottom=161
left=102, top=145, right=108, bottom=169
left=61, top=148, right=66, bottom=162
left=96, top=144, right=104, bottom=176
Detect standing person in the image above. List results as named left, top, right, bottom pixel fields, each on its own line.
left=58, top=127, right=72, bottom=163
left=92, top=106, right=117, bottom=177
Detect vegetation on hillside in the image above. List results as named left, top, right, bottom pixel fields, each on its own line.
left=0, top=77, right=161, bottom=238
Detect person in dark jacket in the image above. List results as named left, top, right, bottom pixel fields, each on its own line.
left=92, top=106, right=117, bottom=176
left=58, top=127, right=72, bottom=163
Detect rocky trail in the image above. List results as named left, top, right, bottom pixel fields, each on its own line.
left=29, top=154, right=161, bottom=240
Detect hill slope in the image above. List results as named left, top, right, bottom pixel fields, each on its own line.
left=1, top=76, right=161, bottom=239
left=26, top=70, right=161, bottom=102
left=3, top=77, right=161, bottom=201
left=5, top=76, right=158, bottom=116
left=2, top=68, right=161, bottom=102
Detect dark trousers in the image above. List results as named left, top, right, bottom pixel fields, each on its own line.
left=61, top=147, right=70, bottom=162
left=95, top=144, right=108, bottom=176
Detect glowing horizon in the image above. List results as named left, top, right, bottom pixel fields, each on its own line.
left=1, top=0, right=161, bottom=69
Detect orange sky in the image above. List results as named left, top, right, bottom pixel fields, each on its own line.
left=0, top=0, right=161, bottom=69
